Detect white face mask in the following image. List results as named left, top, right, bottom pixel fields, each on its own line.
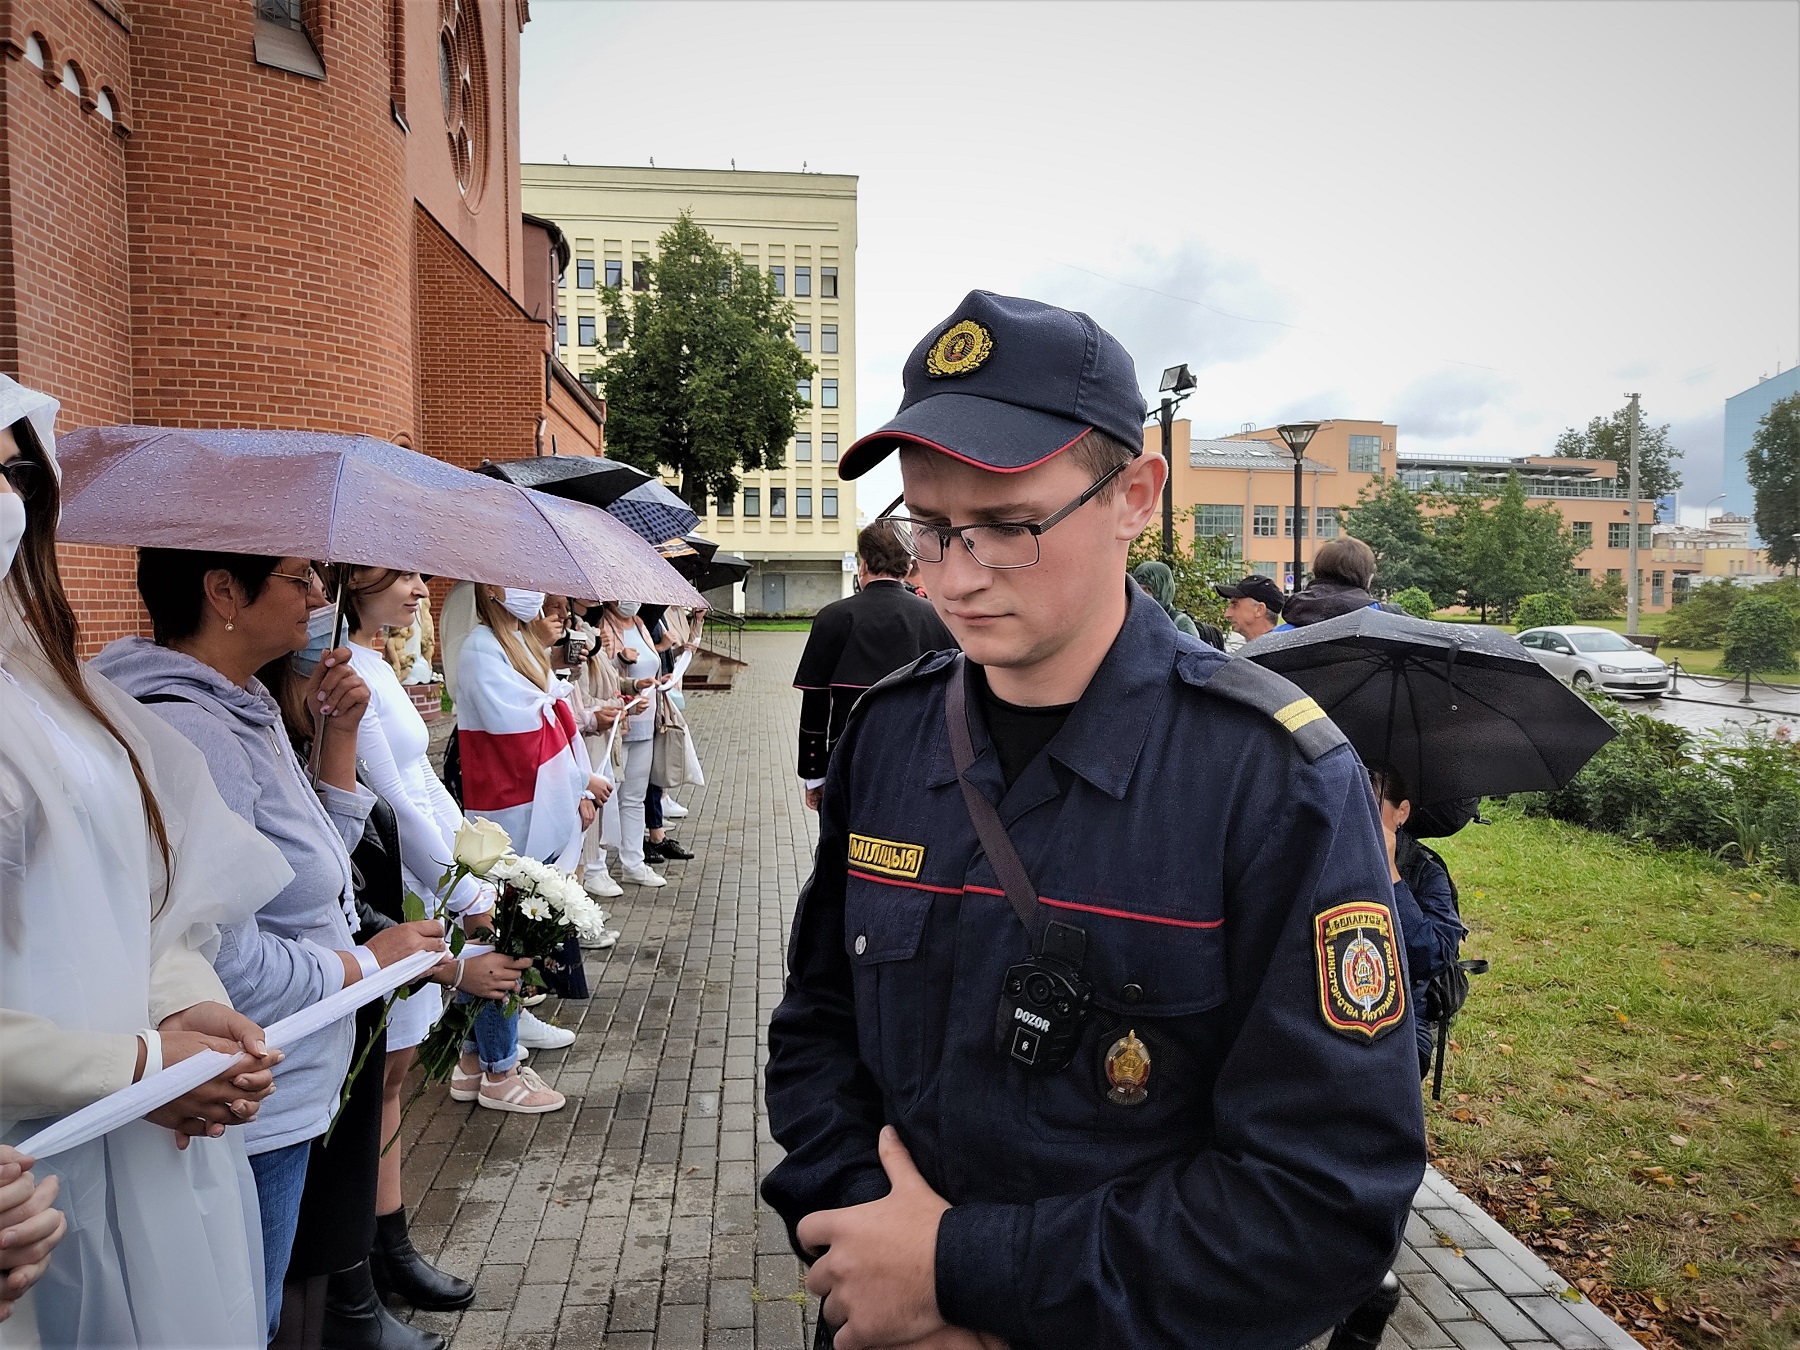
left=614, top=601, right=641, bottom=618
left=294, top=605, right=338, bottom=676
left=0, top=493, right=24, bottom=582
left=501, top=588, right=545, bottom=623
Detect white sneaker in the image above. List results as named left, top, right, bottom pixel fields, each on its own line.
left=622, top=863, right=666, bottom=888
left=583, top=868, right=623, bottom=898
left=661, top=797, right=689, bottom=819
left=580, top=927, right=620, bottom=950
left=516, top=1007, right=575, bottom=1050
left=517, top=1044, right=529, bottom=1063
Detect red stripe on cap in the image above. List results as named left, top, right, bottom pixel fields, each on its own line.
left=842, top=427, right=1094, bottom=476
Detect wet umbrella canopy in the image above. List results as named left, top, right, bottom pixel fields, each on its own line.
left=477, top=454, right=652, bottom=509
left=1243, top=608, right=1616, bottom=804
left=56, top=427, right=705, bottom=609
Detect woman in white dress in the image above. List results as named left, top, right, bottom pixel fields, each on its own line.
left=0, top=376, right=291, bottom=1346
left=337, top=567, right=530, bottom=1310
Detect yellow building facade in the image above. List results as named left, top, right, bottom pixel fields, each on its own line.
left=521, top=164, right=858, bottom=614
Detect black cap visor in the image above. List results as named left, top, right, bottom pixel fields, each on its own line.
left=838, top=392, right=1123, bottom=481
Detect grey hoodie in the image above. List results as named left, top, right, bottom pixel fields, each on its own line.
left=92, top=638, right=374, bottom=1155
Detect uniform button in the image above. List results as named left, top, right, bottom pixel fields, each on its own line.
left=854, top=934, right=867, bottom=956
left=1121, top=983, right=1144, bottom=1005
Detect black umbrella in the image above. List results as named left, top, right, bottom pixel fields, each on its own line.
left=658, top=533, right=720, bottom=581
left=1242, top=608, right=1616, bottom=804
left=693, top=551, right=751, bottom=595
left=478, top=455, right=653, bottom=509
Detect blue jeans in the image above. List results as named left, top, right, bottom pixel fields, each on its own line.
left=646, top=783, right=663, bottom=831
left=249, top=1141, right=311, bottom=1342
left=461, top=993, right=519, bottom=1073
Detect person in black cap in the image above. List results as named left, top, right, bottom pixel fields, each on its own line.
left=762, top=290, right=1425, bottom=1350
left=1215, top=573, right=1286, bottom=647
left=794, top=520, right=956, bottom=809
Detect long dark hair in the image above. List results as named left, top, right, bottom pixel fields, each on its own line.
left=4, top=417, right=173, bottom=882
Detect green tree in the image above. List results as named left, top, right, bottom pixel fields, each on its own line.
left=1745, top=392, right=1800, bottom=572
left=1127, top=510, right=1235, bottom=630
left=1554, top=404, right=1684, bottom=505
left=1390, top=587, right=1434, bottom=619
left=1515, top=592, right=1576, bottom=629
left=1661, top=578, right=1741, bottom=648
left=1568, top=572, right=1625, bottom=621
left=1446, top=475, right=1581, bottom=621
left=1341, top=477, right=1440, bottom=596
left=1720, top=593, right=1799, bottom=675
left=598, top=213, right=815, bottom=506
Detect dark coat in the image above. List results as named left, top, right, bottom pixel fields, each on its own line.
left=1282, top=577, right=1380, bottom=627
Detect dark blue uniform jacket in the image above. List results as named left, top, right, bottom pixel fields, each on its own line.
left=763, top=588, right=1427, bottom=1349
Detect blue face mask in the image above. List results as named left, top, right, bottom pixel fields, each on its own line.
left=294, top=605, right=337, bottom=676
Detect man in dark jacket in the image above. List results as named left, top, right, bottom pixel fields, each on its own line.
left=795, top=521, right=956, bottom=808
left=1283, top=536, right=1393, bottom=627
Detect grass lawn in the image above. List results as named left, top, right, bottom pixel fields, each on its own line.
left=1430, top=806, right=1800, bottom=1345
left=740, top=617, right=815, bottom=631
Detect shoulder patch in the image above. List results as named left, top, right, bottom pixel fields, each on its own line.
left=1179, top=652, right=1346, bottom=762
left=1314, top=901, right=1407, bottom=1041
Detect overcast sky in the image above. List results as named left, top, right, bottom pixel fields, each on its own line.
left=520, top=1, right=1799, bottom=523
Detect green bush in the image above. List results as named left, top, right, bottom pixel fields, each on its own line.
left=1720, top=593, right=1799, bottom=674
left=1514, top=591, right=1576, bottom=630
left=1568, top=573, right=1625, bottom=621
left=1391, top=586, right=1435, bottom=619
left=1661, top=578, right=1740, bottom=648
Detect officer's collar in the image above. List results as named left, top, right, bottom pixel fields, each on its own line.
left=928, top=584, right=1176, bottom=802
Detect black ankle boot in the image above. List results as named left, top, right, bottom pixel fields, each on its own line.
left=370, top=1210, right=475, bottom=1311
left=1327, top=1270, right=1402, bottom=1350
left=322, top=1259, right=447, bottom=1350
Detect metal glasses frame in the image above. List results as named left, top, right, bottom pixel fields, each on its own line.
left=875, top=460, right=1128, bottom=570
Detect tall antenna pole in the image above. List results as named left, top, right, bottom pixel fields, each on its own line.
left=1625, top=392, right=1642, bottom=635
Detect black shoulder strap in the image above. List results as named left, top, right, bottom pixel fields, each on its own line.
left=945, top=655, right=1045, bottom=947
left=135, top=693, right=198, bottom=706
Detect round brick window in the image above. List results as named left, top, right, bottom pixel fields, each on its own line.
left=438, top=0, right=487, bottom=201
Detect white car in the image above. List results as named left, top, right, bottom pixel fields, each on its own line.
left=1515, top=625, right=1671, bottom=698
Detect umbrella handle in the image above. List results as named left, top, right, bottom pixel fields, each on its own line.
left=308, top=566, right=349, bottom=787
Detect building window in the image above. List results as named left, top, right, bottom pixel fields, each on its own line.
left=1651, top=571, right=1665, bottom=606
left=606, top=316, right=624, bottom=349
left=796, top=380, right=811, bottom=405
left=822, top=433, right=839, bottom=462
left=604, top=259, right=622, bottom=289
left=1640, top=523, right=1654, bottom=549
left=557, top=316, right=567, bottom=347
left=821, top=266, right=838, bottom=298
left=715, top=492, right=733, bottom=518
left=795, top=266, right=812, bottom=297
left=1251, top=560, right=1283, bottom=579
left=770, top=265, right=786, bottom=295
left=576, top=259, right=594, bottom=289
left=743, top=488, right=761, bottom=518
left=436, top=2, right=485, bottom=195
left=1193, top=504, right=1243, bottom=552
left=771, top=487, right=787, bottom=518
left=794, top=433, right=812, bottom=462
left=822, top=488, right=839, bottom=519
left=821, top=378, right=838, bottom=408
left=1572, top=521, right=1593, bottom=547
left=1575, top=567, right=1591, bottom=579
left=794, top=324, right=811, bottom=352
left=821, top=324, right=839, bottom=353
left=632, top=260, right=648, bottom=291
left=577, top=316, right=596, bottom=347
left=1252, top=505, right=1279, bottom=538
left=797, top=488, right=813, bottom=519
left=1347, top=435, right=1382, bottom=474
left=1284, top=506, right=1308, bottom=538
left=1608, top=523, right=1629, bottom=549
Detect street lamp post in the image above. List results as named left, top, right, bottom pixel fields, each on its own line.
left=1154, top=365, right=1196, bottom=565
left=1276, top=422, right=1320, bottom=594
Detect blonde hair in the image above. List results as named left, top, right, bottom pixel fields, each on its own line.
left=474, top=585, right=551, bottom=690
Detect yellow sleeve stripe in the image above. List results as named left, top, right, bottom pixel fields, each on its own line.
left=1274, top=697, right=1327, bottom=733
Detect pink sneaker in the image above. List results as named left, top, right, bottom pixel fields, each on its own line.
left=476, top=1066, right=565, bottom=1114
left=449, top=1067, right=481, bottom=1102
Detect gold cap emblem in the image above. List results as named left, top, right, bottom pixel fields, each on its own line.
left=925, top=320, right=993, bottom=378
left=1104, top=1029, right=1151, bottom=1107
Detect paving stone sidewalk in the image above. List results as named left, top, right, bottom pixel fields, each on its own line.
left=398, top=631, right=1639, bottom=1350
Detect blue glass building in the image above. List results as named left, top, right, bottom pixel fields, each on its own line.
left=1722, top=367, right=1800, bottom=537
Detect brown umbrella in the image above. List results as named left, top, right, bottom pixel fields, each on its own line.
left=56, top=427, right=705, bottom=609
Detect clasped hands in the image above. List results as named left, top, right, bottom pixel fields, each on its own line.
left=800, top=1127, right=1007, bottom=1350
left=147, top=1001, right=284, bottom=1148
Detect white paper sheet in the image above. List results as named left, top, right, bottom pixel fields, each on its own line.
left=16, top=947, right=446, bottom=1160
left=662, top=649, right=693, bottom=686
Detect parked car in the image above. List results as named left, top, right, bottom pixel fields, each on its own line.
left=1516, top=625, right=1671, bottom=697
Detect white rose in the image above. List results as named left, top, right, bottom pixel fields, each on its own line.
left=453, top=819, right=512, bottom=877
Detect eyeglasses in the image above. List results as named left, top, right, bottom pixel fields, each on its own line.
left=1, top=458, right=42, bottom=501
left=268, top=565, right=325, bottom=592
left=877, top=461, right=1127, bottom=570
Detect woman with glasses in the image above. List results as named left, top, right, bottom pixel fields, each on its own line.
left=1, top=375, right=294, bottom=1346
left=94, top=551, right=449, bottom=1343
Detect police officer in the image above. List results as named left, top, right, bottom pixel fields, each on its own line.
left=795, top=519, right=955, bottom=811
left=762, top=291, right=1426, bottom=1350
